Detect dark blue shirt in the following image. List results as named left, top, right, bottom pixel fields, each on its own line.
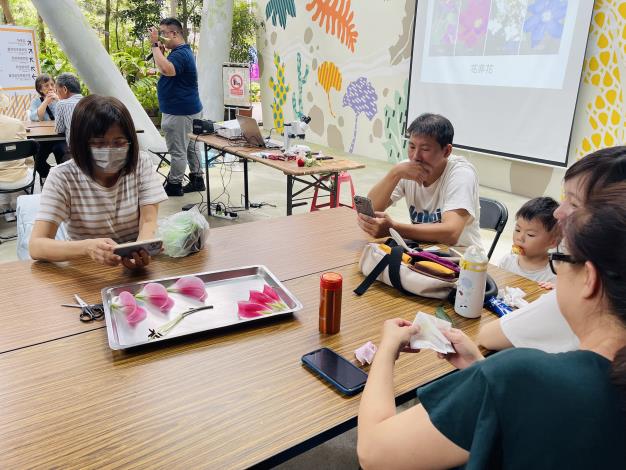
left=157, top=44, right=202, bottom=115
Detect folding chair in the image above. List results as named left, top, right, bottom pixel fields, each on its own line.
left=149, top=148, right=190, bottom=185
left=479, top=197, right=509, bottom=260
left=0, top=139, right=39, bottom=243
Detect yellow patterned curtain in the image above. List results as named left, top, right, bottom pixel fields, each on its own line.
left=576, top=0, right=626, bottom=158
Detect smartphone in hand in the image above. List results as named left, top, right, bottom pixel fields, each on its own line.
left=354, top=195, right=375, bottom=218
left=302, top=347, right=368, bottom=395
left=113, top=239, right=163, bottom=258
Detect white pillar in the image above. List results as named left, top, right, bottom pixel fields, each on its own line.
left=31, top=0, right=165, bottom=151
left=197, top=0, right=234, bottom=121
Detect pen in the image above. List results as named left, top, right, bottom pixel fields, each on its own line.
left=316, top=156, right=333, bottom=160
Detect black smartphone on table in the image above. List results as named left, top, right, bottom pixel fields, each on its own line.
left=353, top=195, right=375, bottom=217
left=302, top=347, right=368, bottom=395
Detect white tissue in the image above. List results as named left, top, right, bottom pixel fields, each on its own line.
left=410, top=312, right=455, bottom=354
left=498, top=286, right=529, bottom=309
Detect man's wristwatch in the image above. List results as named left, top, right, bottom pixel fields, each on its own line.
left=152, top=42, right=159, bottom=48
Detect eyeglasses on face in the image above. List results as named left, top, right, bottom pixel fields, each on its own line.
left=88, top=139, right=129, bottom=149
left=548, top=251, right=582, bottom=275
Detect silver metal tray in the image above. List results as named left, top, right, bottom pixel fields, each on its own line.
left=101, top=265, right=303, bottom=350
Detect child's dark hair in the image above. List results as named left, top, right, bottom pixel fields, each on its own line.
left=516, top=197, right=558, bottom=232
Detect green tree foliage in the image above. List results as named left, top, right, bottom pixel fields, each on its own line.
left=230, top=1, right=260, bottom=63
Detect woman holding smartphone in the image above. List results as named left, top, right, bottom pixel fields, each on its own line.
left=357, top=183, right=626, bottom=469
left=29, top=95, right=167, bottom=269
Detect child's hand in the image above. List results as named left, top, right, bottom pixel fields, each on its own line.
left=538, top=281, right=554, bottom=290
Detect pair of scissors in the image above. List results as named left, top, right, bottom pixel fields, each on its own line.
left=73, top=294, right=105, bottom=322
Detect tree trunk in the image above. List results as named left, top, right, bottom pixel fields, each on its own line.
left=114, top=0, right=120, bottom=51
left=38, top=14, right=46, bottom=53
left=0, top=0, right=15, bottom=24
left=104, top=0, right=111, bottom=52
left=170, top=0, right=178, bottom=17
left=180, top=0, right=189, bottom=42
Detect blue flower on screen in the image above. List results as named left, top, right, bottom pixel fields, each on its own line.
left=523, top=0, right=568, bottom=48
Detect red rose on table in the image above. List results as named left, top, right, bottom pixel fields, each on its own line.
left=297, top=158, right=305, bottom=167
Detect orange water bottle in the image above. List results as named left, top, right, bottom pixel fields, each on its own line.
left=319, top=272, right=343, bottom=334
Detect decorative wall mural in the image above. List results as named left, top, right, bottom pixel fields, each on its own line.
left=306, top=0, right=359, bottom=52
left=266, top=0, right=297, bottom=29
left=317, top=61, right=342, bottom=117
left=269, top=53, right=291, bottom=133
left=343, top=77, right=378, bottom=153
left=292, top=52, right=310, bottom=120
left=382, top=79, right=409, bottom=163
left=576, top=2, right=625, bottom=158
left=389, top=0, right=416, bottom=65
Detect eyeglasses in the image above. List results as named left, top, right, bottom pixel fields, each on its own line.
left=88, top=139, right=129, bottom=149
left=548, top=251, right=582, bottom=275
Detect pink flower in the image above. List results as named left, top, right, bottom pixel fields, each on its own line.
left=111, top=291, right=147, bottom=326
left=260, top=285, right=288, bottom=311
left=263, top=284, right=281, bottom=302
left=111, top=291, right=138, bottom=316
left=168, top=276, right=207, bottom=301
left=126, top=306, right=147, bottom=326
left=136, top=282, right=174, bottom=312
left=237, top=301, right=271, bottom=319
left=457, top=0, right=490, bottom=48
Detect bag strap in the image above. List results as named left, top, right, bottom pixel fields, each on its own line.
left=354, top=252, right=391, bottom=296
left=354, top=245, right=413, bottom=296
left=387, top=246, right=413, bottom=295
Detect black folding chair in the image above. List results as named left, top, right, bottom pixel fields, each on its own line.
left=479, top=197, right=508, bottom=260
left=0, top=139, right=39, bottom=242
left=149, top=148, right=189, bottom=185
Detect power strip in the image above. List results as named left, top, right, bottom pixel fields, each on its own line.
left=213, top=211, right=238, bottom=220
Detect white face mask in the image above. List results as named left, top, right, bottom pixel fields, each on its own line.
left=91, top=146, right=129, bottom=174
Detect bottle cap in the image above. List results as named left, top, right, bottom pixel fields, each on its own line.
left=320, top=272, right=342, bottom=290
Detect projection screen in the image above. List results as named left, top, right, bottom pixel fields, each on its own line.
left=407, top=0, right=595, bottom=166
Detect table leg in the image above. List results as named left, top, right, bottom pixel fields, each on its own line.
left=204, top=143, right=212, bottom=216
left=243, top=158, right=250, bottom=210
left=330, top=172, right=338, bottom=208
left=287, top=175, right=293, bottom=216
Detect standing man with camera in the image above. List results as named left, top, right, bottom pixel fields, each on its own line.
left=149, top=18, right=204, bottom=197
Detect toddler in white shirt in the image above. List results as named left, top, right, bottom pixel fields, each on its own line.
left=498, top=197, right=559, bottom=283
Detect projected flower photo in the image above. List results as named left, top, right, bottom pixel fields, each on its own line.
left=520, top=0, right=568, bottom=54
left=455, top=0, right=491, bottom=56
left=485, top=0, right=527, bottom=55
left=429, top=0, right=461, bottom=56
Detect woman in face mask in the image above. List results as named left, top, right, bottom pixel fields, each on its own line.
left=29, top=95, right=167, bottom=269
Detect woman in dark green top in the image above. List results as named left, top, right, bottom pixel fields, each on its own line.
left=357, top=183, right=626, bottom=469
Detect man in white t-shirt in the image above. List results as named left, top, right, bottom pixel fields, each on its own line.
left=357, top=113, right=482, bottom=247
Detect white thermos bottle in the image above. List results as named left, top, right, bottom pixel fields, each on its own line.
left=454, top=245, right=488, bottom=319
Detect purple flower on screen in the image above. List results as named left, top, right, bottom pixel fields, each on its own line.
left=523, top=0, right=568, bottom=48
left=457, top=0, right=491, bottom=48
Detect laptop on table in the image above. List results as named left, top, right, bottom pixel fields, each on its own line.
left=236, top=115, right=282, bottom=149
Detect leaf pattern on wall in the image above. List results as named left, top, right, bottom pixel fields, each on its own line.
left=269, top=53, right=290, bottom=133
left=305, top=0, right=358, bottom=52
left=266, top=0, right=297, bottom=29
left=317, top=61, right=343, bottom=117
left=382, top=79, right=409, bottom=163
left=292, top=52, right=310, bottom=120
left=342, top=77, right=378, bottom=153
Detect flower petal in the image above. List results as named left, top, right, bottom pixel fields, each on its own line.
left=137, top=282, right=171, bottom=309
left=111, top=291, right=137, bottom=316
left=169, top=276, right=207, bottom=301
left=126, top=306, right=147, bottom=326
left=237, top=301, right=271, bottom=319
left=160, top=296, right=175, bottom=313
left=249, top=290, right=274, bottom=306
left=263, top=284, right=281, bottom=302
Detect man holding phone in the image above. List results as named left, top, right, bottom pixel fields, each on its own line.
left=357, top=113, right=482, bottom=248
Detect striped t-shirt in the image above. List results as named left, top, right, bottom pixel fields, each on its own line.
left=54, top=94, right=83, bottom=144
left=36, top=153, right=168, bottom=243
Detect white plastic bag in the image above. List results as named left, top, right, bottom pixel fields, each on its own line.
left=156, top=206, right=209, bottom=257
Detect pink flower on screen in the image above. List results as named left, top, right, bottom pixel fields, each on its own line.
left=457, top=0, right=491, bottom=48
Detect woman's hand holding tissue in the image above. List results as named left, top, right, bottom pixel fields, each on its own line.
left=379, top=318, right=421, bottom=360
left=437, top=328, right=484, bottom=370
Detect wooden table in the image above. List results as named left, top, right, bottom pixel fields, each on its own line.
left=0, top=209, right=544, bottom=468
left=190, top=133, right=366, bottom=216
left=24, top=121, right=64, bottom=141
